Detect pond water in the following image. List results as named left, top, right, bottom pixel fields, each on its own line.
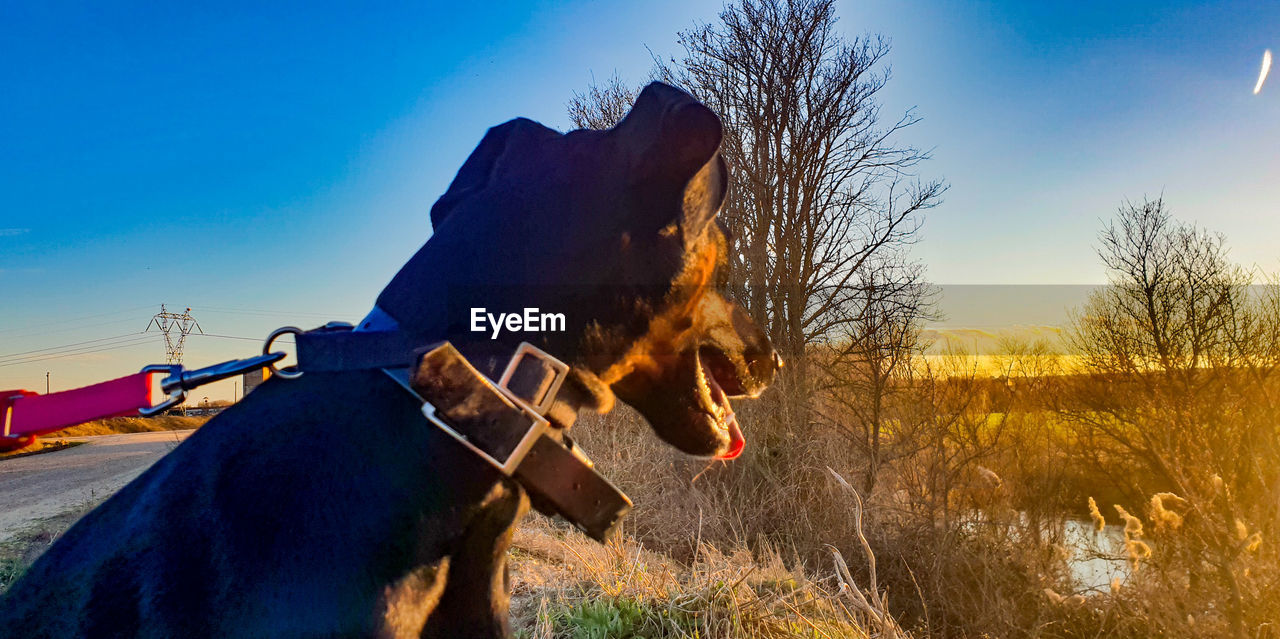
left=1063, top=518, right=1131, bottom=593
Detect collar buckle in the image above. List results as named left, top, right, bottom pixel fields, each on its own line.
left=411, top=342, right=567, bottom=477
left=498, top=343, right=570, bottom=416
left=379, top=340, right=631, bottom=541
left=420, top=404, right=546, bottom=476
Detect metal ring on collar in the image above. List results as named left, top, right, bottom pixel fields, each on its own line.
left=263, top=326, right=304, bottom=379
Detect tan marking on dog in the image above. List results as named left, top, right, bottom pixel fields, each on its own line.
left=376, top=557, right=449, bottom=639
left=599, top=240, right=719, bottom=385
left=478, top=480, right=516, bottom=509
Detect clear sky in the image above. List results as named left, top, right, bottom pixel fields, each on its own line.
left=2, top=0, right=1277, bottom=400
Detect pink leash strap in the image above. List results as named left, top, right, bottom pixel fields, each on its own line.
left=0, top=351, right=286, bottom=452
left=2, top=372, right=159, bottom=442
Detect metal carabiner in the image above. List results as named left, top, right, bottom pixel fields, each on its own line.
left=139, top=351, right=287, bottom=416
left=263, top=326, right=304, bottom=379
left=139, top=364, right=185, bottom=416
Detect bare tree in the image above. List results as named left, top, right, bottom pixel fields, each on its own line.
left=816, top=254, right=935, bottom=493
left=567, top=74, right=639, bottom=131
left=569, top=0, right=945, bottom=391
left=660, top=0, right=944, bottom=375
left=1064, top=197, right=1280, bottom=639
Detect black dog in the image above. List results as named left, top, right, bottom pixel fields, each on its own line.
left=0, top=82, right=779, bottom=638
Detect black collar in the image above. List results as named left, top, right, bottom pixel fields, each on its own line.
left=288, top=314, right=631, bottom=542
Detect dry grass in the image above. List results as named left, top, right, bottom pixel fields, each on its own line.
left=510, top=515, right=889, bottom=638
left=556, top=379, right=1094, bottom=638
left=0, top=415, right=202, bottom=460
left=11, top=363, right=1267, bottom=636
left=507, top=393, right=918, bottom=638
left=563, top=398, right=861, bottom=567
left=47, top=414, right=207, bottom=438
left=0, top=439, right=85, bottom=460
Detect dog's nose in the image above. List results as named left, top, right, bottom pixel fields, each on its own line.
left=742, top=342, right=782, bottom=387
left=729, top=302, right=781, bottom=384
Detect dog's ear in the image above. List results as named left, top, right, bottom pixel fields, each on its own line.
left=682, top=153, right=728, bottom=248
left=614, top=83, right=724, bottom=229
left=618, top=83, right=723, bottom=182
left=429, top=118, right=556, bottom=230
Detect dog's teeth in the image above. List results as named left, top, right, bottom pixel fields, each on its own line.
left=694, top=355, right=728, bottom=424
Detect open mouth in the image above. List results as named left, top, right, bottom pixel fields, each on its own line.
left=607, top=340, right=768, bottom=460
left=695, top=347, right=746, bottom=460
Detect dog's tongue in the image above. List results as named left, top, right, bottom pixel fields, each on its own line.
left=702, top=358, right=746, bottom=460
left=716, top=412, right=745, bottom=460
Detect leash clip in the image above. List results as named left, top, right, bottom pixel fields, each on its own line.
left=139, top=352, right=287, bottom=416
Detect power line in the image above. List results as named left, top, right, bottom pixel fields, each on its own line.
left=0, top=336, right=159, bottom=368
left=0, top=304, right=158, bottom=336
left=0, top=304, right=341, bottom=344
left=191, top=333, right=294, bottom=344
left=0, top=322, right=294, bottom=366
left=0, top=334, right=157, bottom=364
left=0, top=332, right=147, bottom=360
left=0, top=337, right=158, bottom=367
left=193, top=305, right=346, bottom=318
left=0, top=305, right=317, bottom=370
left=0, top=335, right=157, bottom=366
left=0, top=314, right=155, bottom=342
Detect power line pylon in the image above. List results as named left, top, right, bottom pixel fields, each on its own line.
left=145, top=305, right=203, bottom=365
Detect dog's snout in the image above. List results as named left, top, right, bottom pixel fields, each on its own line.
left=727, top=302, right=780, bottom=387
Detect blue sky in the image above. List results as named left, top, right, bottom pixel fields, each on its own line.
left=1, top=0, right=1277, bottom=399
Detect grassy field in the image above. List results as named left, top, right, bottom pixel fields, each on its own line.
left=3, top=360, right=1267, bottom=637
left=0, top=415, right=206, bottom=459
left=0, top=440, right=85, bottom=461
left=0, top=497, right=887, bottom=638
left=46, top=414, right=208, bottom=438
left=510, top=516, right=890, bottom=639
left=0, top=408, right=893, bottom=638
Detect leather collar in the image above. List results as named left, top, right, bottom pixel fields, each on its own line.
left=293, top=311, right=631, bottom=542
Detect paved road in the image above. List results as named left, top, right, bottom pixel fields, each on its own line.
left=0, top=431, right=193, bottom=542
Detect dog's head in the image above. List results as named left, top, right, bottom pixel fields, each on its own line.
left=377, top=82, right=779, bottom=459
